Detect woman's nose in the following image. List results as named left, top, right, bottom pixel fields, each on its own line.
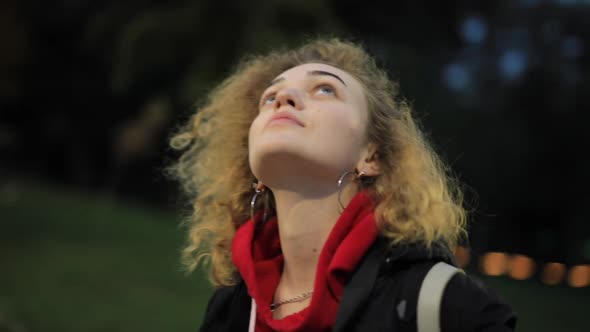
left=274, top=88, right=304, bottom=111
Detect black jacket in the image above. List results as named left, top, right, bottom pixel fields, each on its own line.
left=199, top=238, right=517, bottom=331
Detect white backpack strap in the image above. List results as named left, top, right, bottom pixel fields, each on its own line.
left=417, top=262, right=464, bottom=332
left=248, top=298, right=256, bottom=332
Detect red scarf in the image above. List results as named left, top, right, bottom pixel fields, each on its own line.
left=232, top=191, right=378, bottom=331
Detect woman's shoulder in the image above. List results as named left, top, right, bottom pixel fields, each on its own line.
left=374, top=260, right=517, bottom=332
left=373, top=241, right=517, bottom=331
left=441, top=271, right=517, bottom=331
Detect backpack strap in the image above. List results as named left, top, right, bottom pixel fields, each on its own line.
left=248, top=298, right=256, bottom=332
left=417, top=262, right=464, bottom=332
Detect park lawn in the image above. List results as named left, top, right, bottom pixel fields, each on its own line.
left=0, top=184, right=213, bottom=332
left=471, top=272, right=590, bottom=332
left=2, top=183, right=589, bottom=332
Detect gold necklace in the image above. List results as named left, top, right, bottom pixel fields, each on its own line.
left=270, top=291, right=313, bottom=312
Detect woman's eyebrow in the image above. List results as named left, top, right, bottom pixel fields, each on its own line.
left=308, top=70, right=347, bottom=86
left=268, top=77, right=285, bottom=87
left=267, top=70, right=348, bottom=88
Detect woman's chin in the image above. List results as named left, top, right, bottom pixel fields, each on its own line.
left=252, top=140, right=304, bottom=158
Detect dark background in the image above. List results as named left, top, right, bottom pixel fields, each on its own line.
left=1, top=0, right=589, bottom=331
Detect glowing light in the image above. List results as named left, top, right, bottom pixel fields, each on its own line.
left=443, top=63, right=471, bottom=91
left=461, top=16, right=487, bottom=44
left=454, top=246, right=471, bottom=268
left=499, top=49, right=527, bottom=81
left=479, top=252, right=508, bottom=276
left=541, top=262, right=566, bottom=285
left=568, top=265, right=590, bottom=288
left=507, top=254, right=535, bottom=280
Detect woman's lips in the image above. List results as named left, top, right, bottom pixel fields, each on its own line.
left=267, top=112, right=304, bottom=127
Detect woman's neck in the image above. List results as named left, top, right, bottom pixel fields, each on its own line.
left=269, top=180, right=357, bottom=317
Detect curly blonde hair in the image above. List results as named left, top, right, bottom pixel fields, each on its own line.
left=169, top=38, right=466, bottom=286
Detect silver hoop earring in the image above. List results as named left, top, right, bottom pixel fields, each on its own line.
left=337, top=170, right=365, bottom=212
left=250, top=184, right=267, bottom=221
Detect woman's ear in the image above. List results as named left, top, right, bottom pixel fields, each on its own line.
left=253, top=181, right=266, bottom=191
left=357, top=144, right=380, bottom=176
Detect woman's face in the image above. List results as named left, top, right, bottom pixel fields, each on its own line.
left=248, top=63, right=370, bottom=188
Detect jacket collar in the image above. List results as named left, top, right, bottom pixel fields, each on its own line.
left=385, top=239, right=457, bottom=266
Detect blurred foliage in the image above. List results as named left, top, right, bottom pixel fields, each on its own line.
left=80, top=0, right=345, bottom=105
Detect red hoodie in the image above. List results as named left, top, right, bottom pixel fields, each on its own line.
left=232, top=191, right=379, bottom=332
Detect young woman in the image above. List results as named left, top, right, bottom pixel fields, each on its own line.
left=169, top=38, right=517, bottom=331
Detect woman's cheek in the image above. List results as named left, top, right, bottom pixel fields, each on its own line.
left=248, top=115, right=267, bottom=154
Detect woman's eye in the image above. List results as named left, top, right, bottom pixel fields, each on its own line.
left=262, top=94, right=276, bottom=105
left=317, top=85, right=335, bottom=95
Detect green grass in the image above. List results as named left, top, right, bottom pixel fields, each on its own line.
left=473, top=274, right=590, bottom=332
left=1, top=183, right=589, bottom=331
left=0, top=184, right=213, bottom=332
